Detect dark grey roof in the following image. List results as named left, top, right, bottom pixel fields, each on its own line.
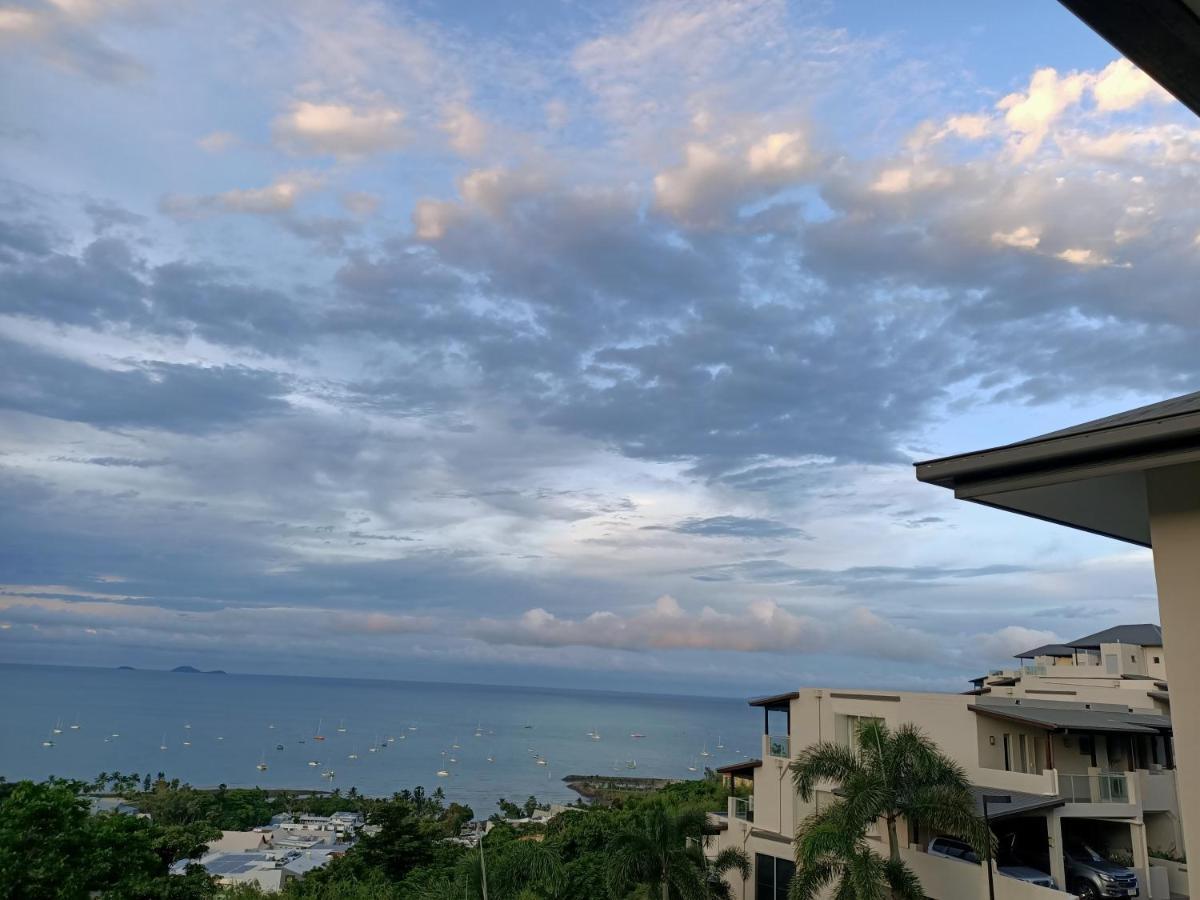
left=1024, top=392, right=1200, bottom=445
left=969, top=786, right=1065, bottom=819
left=1068, top=624, right=1162, bottom=648
left=715, top=759, right=761, bottom=775
left=747, top=691, right=798, bottom=709
left=971, top=703, right=1171, bottom=734
left=1015, top=643, right=1076, bottom=659
left=1149, top=691, right=1170, bottom=704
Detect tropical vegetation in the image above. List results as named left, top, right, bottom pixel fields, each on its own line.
left=787, top=719, right=990, bottom=900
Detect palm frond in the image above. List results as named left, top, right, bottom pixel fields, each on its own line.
left=790, top=742, right=865, bottom=801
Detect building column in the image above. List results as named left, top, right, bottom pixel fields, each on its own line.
left=1046, top=812, right=1067, bottom=890
left=1146, top=461, right=1200, bottom=871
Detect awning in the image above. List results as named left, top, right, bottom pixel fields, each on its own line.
left=748, top=691, right=799, bottom=710
left=971, top=703, right=1170, bottom=735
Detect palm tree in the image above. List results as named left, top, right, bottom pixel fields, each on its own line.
left=608, top=804, right=748, bottom=900
left=788, top=720, right=989, bottom=899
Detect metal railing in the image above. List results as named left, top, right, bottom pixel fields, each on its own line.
left=1060, top=772, right=1130, bottom=803
left=767, top=734, right=790, bottom=758
left=732, top=797, right=754, bottom=822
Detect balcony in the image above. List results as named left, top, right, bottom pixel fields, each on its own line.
left=732, top=797, right=754, bottom=823
left=767, top=734, right=790, bottom=758
left=1059, top=772, right=1131, bottom=804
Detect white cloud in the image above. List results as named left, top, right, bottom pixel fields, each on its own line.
left=991, top=226, right=1041, bottom=250
left=998, top=67, right=1091, bottom=161
left=341, top=190, right=381, bottom=217
left=1055, top=247, right=1118, bottom=267
left=160, top=172, right=323, bottom=219
left=469, top=595, right=937, bottom=661
left=441, top=106, right=487, bottom=156
left=197, top=131, right=237, bottom=153
left=974, top=625, right=1059, bottom=661
left=1092, top=58, right=1171, bottom=112
left=273, top=101, right=405, bottom=158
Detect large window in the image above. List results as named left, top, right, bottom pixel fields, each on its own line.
left=755, top=853, right=795, bottom=900
left=838, top=714, right=883, bottom=747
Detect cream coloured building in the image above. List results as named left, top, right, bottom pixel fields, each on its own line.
left=709, top=627, right=1187, bottom=899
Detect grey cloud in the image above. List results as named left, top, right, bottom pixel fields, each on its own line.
left=690, top=559, right=1027, bottom=588
left=50, top=456, right=167, bottom=468
left=646, top=515, right=810, bottom=539
left=0, top=338, right=292, bottom=433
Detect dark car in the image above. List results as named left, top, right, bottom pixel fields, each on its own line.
left=1064, top=840, right=1139, bottom=898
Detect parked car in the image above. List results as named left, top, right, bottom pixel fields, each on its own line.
left=926, top=836, right=1057, bottom=889
left=1064, top=840, right=1139, bottom=898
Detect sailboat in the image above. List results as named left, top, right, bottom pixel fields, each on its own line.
left=336, top=720, right=347, bottom=733
left=69, top=716, right=80, bottom=731
left=474, top=722, right=483, bottom=737
left=368, top=735, right=379, bottom=753
left=716, top=735, right=725, bottom=750
left=408, top=724, right=418, bottom=732
left=313, top=719, right=326, bottom=741
left=307, top=759, right=320, bottom=767
left=183, top=722, right=191, bottom=730
left=256, top=752, right=268, bottom=772
left=182, top=738, right=192, bottom=747
left=687, top=758, right=698, bottom=773
left=535, top=756, right=548, bottom=766
left=486, top=754, right=495, bottom=763
left=159, top=734, right=168, bottom=751
left=437, top=751, right=450, bottom=777
left=348, top=749, right=359, bottom=760
left=52, top=718, right=63, bottom=735
left=630, top=732, right=646, bottom=739
left=451, top=737, right=460, bottom=749
left=321, top=769, right=335, bottom=779
left=700, top=743, right=710, bottom=758
left=626, top=759, right=637, bottom=769
left=591, top=728, right=601, bottom=741
left=41, top=732, right=55, bottom=748
left=275, top=743, right=284, bottom=750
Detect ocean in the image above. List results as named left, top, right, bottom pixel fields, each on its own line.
left=0, top=664, right=761, bottom=813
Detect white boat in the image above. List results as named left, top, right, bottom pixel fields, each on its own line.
left=368, top=735, right=379, bottom=753
left=217, top=736, right=224, bottom=741
left=716, top=736, right=725, bottom=750
left=307, top=760, right=319, bottom=767
left=451, top=737, right=460, bottom=749
left=41, top=733, right=54, bottom=748
left=159, top=734, right=168, bottom=751
left=111, top=732, right=120, bottom=739
left=348, top=750, right=358, bottom=760
left=69, top=716, right=80, bottom=731
left=626, top=759, right=637, bottom=769
left=535, top=756, right=548, bottom=766
left=53, top=719, right=63, bottom=735
left=474, top=722, right=483, bottom=737
left=256, top=752, right=268, bottom=772
left=436, top=751, right=449, bottom=777
left=182, top=739, right=192, bottom=747
left=322, top=770, right=335, bottom=779
left=700, top=744, right=710, bottom=758
left=630, top=732, right=646, bottom=739
left=591, top=730, right=601, bottom=741
left=408, top=725, right=418, bottom=731
left=397, top=733, right=406, bottom=741
left=687, top=758, right=698, bottom=773
left=486, top=755, right=495, bottom=763
left=337, top=720, right=347, bottom=733
left=313, top=719, right=326, bottom=742
left=183, top=722, right=191, bottom=730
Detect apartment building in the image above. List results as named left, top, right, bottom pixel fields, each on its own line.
left=709, top=627, right=1186, bottom=900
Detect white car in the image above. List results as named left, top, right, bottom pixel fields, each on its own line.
left=927, top=836, right=1057, bottom=889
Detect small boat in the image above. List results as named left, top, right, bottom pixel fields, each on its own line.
left=321, top=769, right=335, bottom=779
left=591, top=730, right=601, bottom=741
left=451, top=737, right=460, bottom=749
left=397, top=733, right=406, bottom=741
left=103, top=737, right=110, bottom=743
left=716, top=735, right=725, bottom=750
left=307, top=760, right=319, bottom=767
left=474, top=722, right=483, bottom=737
left=523, top=724, right=533, bottom=729
left=700, top=744, right=710, bottom=758
left=182, top=739, right=192, bottom=747
left=687, top=758, right=698, bottom=773
left=217, top=736, right=224, bottom=741
left=53, top=719, right=63, bottom=735
left=486, top=755, right=495, bottom=763
left=368, top=735, right=378, bottom=753
left=449, top=755, right=458, bottom=764
left=41, top=733, right=54, bottom=748
left=535, top=756, right=548, bottom=766
left=626, top=759, right=637, bottom=769
left=386, top=736, right=395, bottom=743
left=111, top=732, right=120, bottom=738
left=256, top=752, right=268, bottom=772
left=268, top=723, right=275, bottom=730
left=408, top=725, right=418, bottom=732
left=160, top=734, right=168, bottom=751
left=69, top=717, right=80, bottom=731
left=276, top=744, right=284, bottom=750
left=183, top=722, right=191, bottom=730
left=313, top=719, right=326, bottom=742
left=348, top=750, right=358, bottom=760
left=336, top=720, right=347, bottom=733
left=630, top=732, right=646, bottom=739
left=436, top=751, right=450, bottom=777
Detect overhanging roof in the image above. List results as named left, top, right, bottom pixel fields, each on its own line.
left=971, top=703, right=1171, bottom=734
left=914, top=391, right=1200, bottom=547
left=715, top=759, right=762, bottom=777
left=1057, top=0, right=1200, bottom=119
left=748, top=691, right=799, bottom=710
left=1015, top=643, right=1076, bottom=659
left=970, top=786, right=1066, bottom=819
left=1068, top=624, right=1163, bottom=648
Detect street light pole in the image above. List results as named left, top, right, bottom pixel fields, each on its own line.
left=478, top=822, right=489, bottom=900
left=981, top=794, right=1012, bottom=900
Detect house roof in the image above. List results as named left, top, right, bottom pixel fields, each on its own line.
left=971, top=702, right=1171, bottom=735
left=748, top=691, right=799, bottom=709
left=715, top=759, right=762, bottom=776
left=1015, top=643, right=1076, bottom=659
left=1067, top=624, right=1163, bottom=649
left=1056, top=0, right=1200, bottom=119
left=969, top=786, right=1066, bottom=819
left=914, top=390, right=1200, bottom=547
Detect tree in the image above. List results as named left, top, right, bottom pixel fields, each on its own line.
left=607, top=804, right=738, bottom=900
left=788, top=720, right=989, bottom=899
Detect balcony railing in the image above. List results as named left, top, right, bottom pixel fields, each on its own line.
left=732, top=797, right=754, bottom=822
left=767, top=734, right=790, bottom=758
left=1060, top=772, right=1130, bottom=803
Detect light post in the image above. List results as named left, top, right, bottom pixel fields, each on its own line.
left=981, top=794, right=1011, bottom=900
left=477, top=822, right=489, bottom=900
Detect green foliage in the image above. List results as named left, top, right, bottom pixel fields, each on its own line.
left=788, top=720, right=988, bottom=900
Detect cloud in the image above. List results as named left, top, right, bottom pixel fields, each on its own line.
left=648, top=515, right=809, bottom=539
left=652, top=130, right=810, bottom=225
left=160, top=173, right=323, bottom=218
left=998, top=67, right=1091, bottom=160
left=1091, top=58, right=1171, bottom=112
left=470, top=595, right=936, bottom=661
left=0, top=0, right=149, bottom=82
left=198, top=131, right=237, bottom=153
left=272, top=101, right=406, bottom=158
left=974, top=625, right=1060, bottom=661
left=441, top=106, right=487, bottom=155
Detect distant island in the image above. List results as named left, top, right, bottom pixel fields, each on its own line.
left=171, top=665, right=226, bottom=674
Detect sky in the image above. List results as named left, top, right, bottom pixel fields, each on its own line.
left=0, top=0, right=1196, bottom=697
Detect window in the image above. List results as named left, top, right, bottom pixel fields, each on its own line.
left=755, top=853, right=795, bottom=900
left=1002, top=733, right=1012, bottom=771
left=1018, top=734, right=1029, bottom=773
left=1154, top=656, right=1161, bottom=664
left=839, top=714, right=883, bottom=747
left=1131, top=655, right=1136, bottom=663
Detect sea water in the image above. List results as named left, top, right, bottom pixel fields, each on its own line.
left=0, top=664, right=761, bottom=812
